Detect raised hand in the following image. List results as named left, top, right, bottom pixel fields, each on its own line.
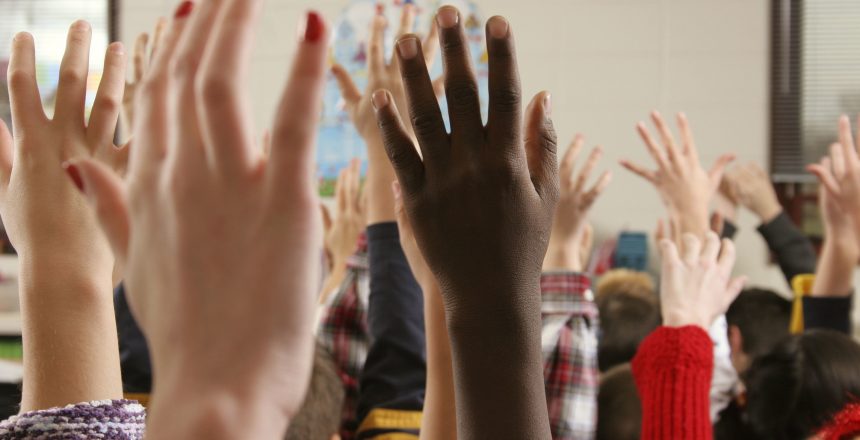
left=320, top=159, right=365, bottom=303
left=659, top=233, right=746, bottom=329
left=332, top=5, right=439, bottom=225
left=724, top=163, right=782, bottom=223
left=808, top=115, right=860, bottom=248
left=373, top=6, right=556, bottom=438
left=1, top=21, right=127, bottom=411
left=70, top=3, right=329, bottom=438
left=621, top=111, right=734, bottom=239
left=121, top=18, right=167, bottom=137
left=544, top=134, right=611, bottom=271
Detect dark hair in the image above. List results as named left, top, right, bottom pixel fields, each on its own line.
left=725, top=288, right=791, bottom=359
left=597, top=364, right=641, bottom=440
left=597, top=292, right=661, bottom=371
left=744, top=330, right=860, bottom=439
left=285, top=344, right=345, bottom=440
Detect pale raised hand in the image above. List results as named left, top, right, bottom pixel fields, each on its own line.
left=724, top=162, right=782, bottom=223
left=70, top=2, right=329, bottom=438
left=2, top=20, right=127, bottom=411
left=621, top=111, right=734, bottom=239
left=659, top=232, right=746, bottom=329
left=121, top=17, right=167, bottom=138
left=320, top=159, right=365, bottom=303
left=544, top=134, right=611, bottom=271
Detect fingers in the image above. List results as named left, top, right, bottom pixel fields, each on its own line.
left=0, top=121, right=13, bottom=187
left=151, top=17, right=168, bottom=59
left=7, top=32, right=47, bottom=138
left=395, top=35, right=448, bottom=163
left=69, top=159, right=131, bottom=265
left=486, top=16, right=521, bottom=157
left=808, top=159, right=840, bottom=195
left=650, top=111, right=681, bottom=168
left=560, top=134, right=584, bottom=189
left=368, top=15, right=387, bottom=77
left=677, top=113, right=700, bottom=164
left=573, top=145, right=603, bottom=193
left=831, top=142, right=846, bottom=178
left=196, top=0, right=265, bottom=174
left=583, top=171, right=612, bottom=207
left=724, top=275, right=748, bottom=306
left=132, top=33, right=149, bottom=83
left=660, top=238, right=682, bottom=269
left=717, top=238, right=738, bottom=277
left=708, top=154, right=736, bottom=189
left=88, top=43, right=126, bottom=153
left=373, top=89, right=424, bottom=193
left=54, top=21, right=93, bottom=127
left=129, top=5, right=193, bottom=175
left=681, top=233, right=701, bottom=266
left=270, top=12, right=330, bottom=188
left=331, top=64, right=363, bottom=108
left=839, top=115, right=859, bottom=166
left=619, top=159, right=656, bottom=183
left=636, top=121, right=670, bottom=171
left=396, top=4, right=417, bottom=39
left=437, top=6, right=483, bottom=138
left=701, top=231, right=721, bottom=264
left=523, top=92, right=558, bottom=201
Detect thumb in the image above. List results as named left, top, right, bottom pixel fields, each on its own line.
left=709, top=153, right=736, bottom=190
left=392, top=180, right=409, bottom=234
left=67, top=159, right=130, bottom=266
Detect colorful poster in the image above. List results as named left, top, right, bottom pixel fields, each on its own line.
left=318, top=0, right=488, bottom=195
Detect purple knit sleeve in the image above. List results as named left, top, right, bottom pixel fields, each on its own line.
left=0, top=399, right=145, bottom=439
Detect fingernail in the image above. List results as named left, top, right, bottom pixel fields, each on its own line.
left=108, top=41, right=124, bottom=55
left=543, top=93, right=552, bottom=118
left=302, top=11, right=324, bottom=43
left=436, top=7, right=459, bottom=29
left=488, top=16, right=509, bottom=39
left=397, top=37, right=419, bottom=59
left=174, top=1, right=194, bottom=19
left=63, top=162, right=85, bottom=193
left=371, top=90, right=389, bottom=110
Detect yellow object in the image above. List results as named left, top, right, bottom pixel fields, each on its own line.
left=790, top=274, right=816, bottom=334
left=123, top=392, right=150, bottom=407
left=357, top=408, right=423, bottom=438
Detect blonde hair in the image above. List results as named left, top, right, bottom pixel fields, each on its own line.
left=596, top=269, right=656, bottom=304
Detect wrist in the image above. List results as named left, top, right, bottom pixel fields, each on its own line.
left=754, top=203, right=782, bottom=224
left=147, top=386, right=289, bottom=440
left=662, top=312, right=709, bottom=330
left=543, top=241, right=583, bottom=272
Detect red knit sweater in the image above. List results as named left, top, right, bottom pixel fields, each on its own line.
left=632, top=325, right=714, bottom=440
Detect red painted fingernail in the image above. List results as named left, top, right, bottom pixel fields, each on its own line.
left=174, top=1, right=194, bottom=19
left=63, top=163, right=85, bottom=192
left=303, top=11, right=323, bottom=43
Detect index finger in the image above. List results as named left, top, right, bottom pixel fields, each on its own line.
left=7, top=33, right=47, bottom=138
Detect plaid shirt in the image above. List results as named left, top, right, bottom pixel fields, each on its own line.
left=319, top=252, right=599, bottom=440
left=541, top=272, right=599, bottom=440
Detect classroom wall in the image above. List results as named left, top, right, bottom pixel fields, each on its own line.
left=119, top=0, right=801, bottom=299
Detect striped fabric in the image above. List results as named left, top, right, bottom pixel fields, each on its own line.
left=0, top=400, right=145, bottom=439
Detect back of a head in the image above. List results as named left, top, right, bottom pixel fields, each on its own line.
left=597, top=363, right=641, bottom=440
left=596, top=284, right=661, bottom=371
left=745, top=330, right=860, bottom=439
left=596, top=269, right=656, bottom=303
left=285, top=345, right=345, bottom=440
left=725, top=288, right=791, bottom=359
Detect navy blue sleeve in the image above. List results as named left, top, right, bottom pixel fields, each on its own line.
left=356, top=222, right=426, bottom=438
left=757, top=212, right=817, bottom=286
left=721, top=219, right=738, bottom=241
left=113, top=284, right=152, bottom=393
left=803, top=293, right=853, bottom=334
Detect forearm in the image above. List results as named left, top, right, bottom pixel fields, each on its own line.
left=365, top=136, right=398, bottom=225
left=812, top=237, right=858, bottom=297
left=18, top=262, right=122, bottom=412
left=446, top=286, right=551, bottom=440
left=420, top=277, right=457, bottom=440
left=543, top=241, right=583, bottom=272
left=758, top=211, right=817, bottom=283
left=319, top=263, right=348, bottom=304
left=673, top=207, right=710, bottom=240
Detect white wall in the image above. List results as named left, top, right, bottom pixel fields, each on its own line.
left=119, top=1, right=796, bottom=295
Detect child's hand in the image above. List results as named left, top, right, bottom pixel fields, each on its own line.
left=2, top=21, right=127, bottom=286
left=659, top=232, right=746, bottom=329
left=544, top=134, right=611, bottom=271
left=72, top=3, right=329, bottom=437
left=121, top=18, right=166, bottom=137
left=725, top=163, right=782, bottom=223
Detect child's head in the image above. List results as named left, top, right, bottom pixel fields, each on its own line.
left=596, top=270, right=660, bottom=371
left=285, top=345, right=344, bottom=440
left=744, top=330, right=860, bottom=439
left=597, top=363, right=641, bottom=440
left=725, top=288, right=791, bottom=373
